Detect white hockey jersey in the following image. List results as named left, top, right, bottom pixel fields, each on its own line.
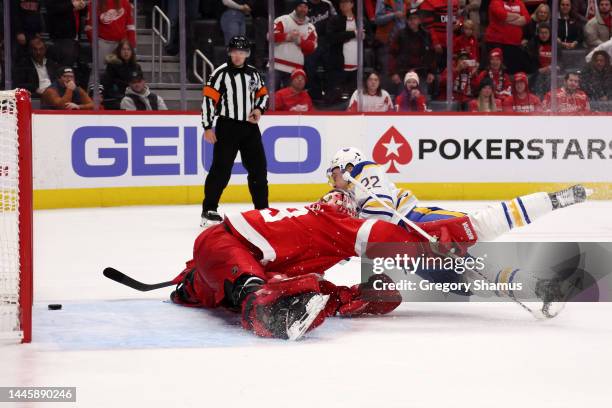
left=349, top=161, right=418, bottom=224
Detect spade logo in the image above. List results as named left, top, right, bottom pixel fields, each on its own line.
left=372, top=126, right=412, bottom=173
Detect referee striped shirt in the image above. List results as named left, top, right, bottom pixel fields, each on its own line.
left=202, top=62, right=269, bottom=130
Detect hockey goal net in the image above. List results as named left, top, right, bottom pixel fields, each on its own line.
left=0, top=89, right=32, bottom=343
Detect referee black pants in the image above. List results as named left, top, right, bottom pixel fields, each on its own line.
left=203, top=117, right=269, bottom=213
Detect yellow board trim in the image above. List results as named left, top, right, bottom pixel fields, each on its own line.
left=33, top=182, right=612, bottom=210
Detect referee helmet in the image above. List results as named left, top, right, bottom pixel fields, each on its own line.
left=228, top=36, right=251, bottom=56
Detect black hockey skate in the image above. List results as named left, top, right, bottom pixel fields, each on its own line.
left=200, top=210, right=223, bottom=229
left=531, top=272, right=585, bottom=319
left=549, top=185, right=592, bottom=210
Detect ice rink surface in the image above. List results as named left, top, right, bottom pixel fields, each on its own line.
left=2, top=200, right=612, bottom=408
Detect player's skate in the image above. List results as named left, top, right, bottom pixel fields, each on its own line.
left=200, top=210, right=223, bottom=228
left=528, top=272, right=586, bottom=319
left=549, top=185, right=592, bottom=210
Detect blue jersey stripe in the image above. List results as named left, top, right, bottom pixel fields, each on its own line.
left=374, top=193, right=394, bottom=202
left=501, top=202, right=513, bottom=229
left=509, top=269, right=520, bottom=298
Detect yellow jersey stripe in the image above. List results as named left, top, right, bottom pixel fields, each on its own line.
left=508, top=200, right=525, bottom=227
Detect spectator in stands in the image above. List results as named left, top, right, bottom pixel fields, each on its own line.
left=389, top=9, right=436, bottom=97
left=419, top=0, right=461, bottom=70
left=454, top=19, right=480, bottom=64
left=305, top=0, right=337, bottom=102
left=396, top=71, right=428, bottom=111
left=347, top=71, right=395, bottom=111
left=462, top=0, right=482, bottom=36
left=85, top=0, right=136, bottom=73
left=469, top=77, right=503, bottom=111
left=558, top=0, right=584, bottom=49
left=14, top=37, right=60, bottom=98
left=374, top=0, right=408, bottom=43
left=528, top=23, right=556, bottom=97
left=41, top=67, right=94, bottom=110
left=327, top=0, right=360, bottom=104
left=220, top=0, right=253, bottom=45
left=584, top=0, right=612, bottom=49
left=581, top=50, right=612, bottom=100
left=274, top=69, right=314, bottom=111
left=438, top=51, right=479, bottom=107
left=484, top=0, right=531, bottom=73
left=120, top=70, right=168, bottom=111
left=374, top=0, right=409, bottom=77
left=474, top=48, right=512, bottom=99
left=586, top=36, right=612, bottom=60
left=102, top=40, right=142, bottom=110
left=162, top=0, right=201, bottom=55
left=543, top=72, right=591, bottom=111
left=575, top=0, right=595, bottom=25
left=502, top=71, right=542, bottom=111
left=523, top=3, right=550, bottom=43
left=11, top=0, right=43, bottom=58
left=46, top=0, right=87, bottom=68
left=364, top=0, right=378, bottom=21
left=271, top=0, right=318, bottom=89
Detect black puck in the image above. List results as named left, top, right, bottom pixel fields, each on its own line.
left=48, top=304, right=62, bottom=310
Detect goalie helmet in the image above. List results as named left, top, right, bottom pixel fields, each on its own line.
left=326, top=147, right=365, bottom=185
left=318, top=189, right=358, bottom=218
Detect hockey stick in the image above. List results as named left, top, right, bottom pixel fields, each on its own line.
left=103, top=267, right=178, bottom=291
left=342, top=172, right=538, bottom=316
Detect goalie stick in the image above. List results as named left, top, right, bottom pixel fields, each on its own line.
left=341, top=172, right=541, bottom=317
left=103, top=267, right=179, bottom=291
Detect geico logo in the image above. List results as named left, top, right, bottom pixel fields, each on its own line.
left=418, top=138, right=612, bottom=160
left=71, top=125, right=321, bottom=177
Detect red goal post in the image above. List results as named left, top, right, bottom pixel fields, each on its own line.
left=0, top=89, right=33, bottom=343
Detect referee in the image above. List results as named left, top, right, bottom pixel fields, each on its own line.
left=200, top=36, right=269, bottom=228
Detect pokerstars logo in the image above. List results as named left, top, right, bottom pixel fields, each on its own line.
left=372, top=126, right=413, bottom=173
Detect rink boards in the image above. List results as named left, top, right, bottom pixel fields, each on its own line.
left=31, top=111, right=612, bottom=209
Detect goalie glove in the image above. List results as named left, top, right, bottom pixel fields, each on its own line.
left=320, top=274, right=402, bottom=317
left=417, top=216, right=479, bottom=257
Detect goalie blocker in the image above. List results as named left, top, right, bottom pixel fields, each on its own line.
left=169, top=191, right=478, bottom=340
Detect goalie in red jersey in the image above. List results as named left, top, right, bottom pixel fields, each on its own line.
left=169, top=190, right=478, bottom=340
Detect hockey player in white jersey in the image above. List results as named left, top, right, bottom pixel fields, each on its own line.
left=326, top=147, right=591, bottom=318
left=326, top=147, right=590, bottom=241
